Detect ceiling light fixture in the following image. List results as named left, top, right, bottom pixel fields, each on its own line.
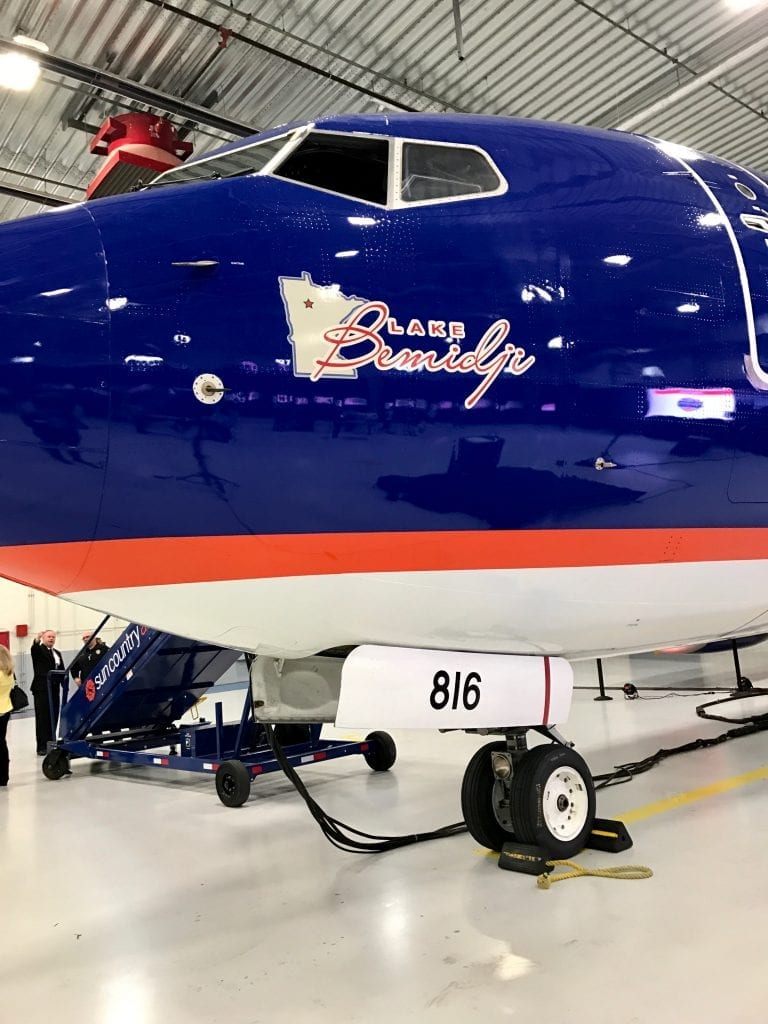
left=0, top=35, right=48, bottom=91
left=0, top=51, right=41, bottom=90
left=12, top=35, right=49, bottom=53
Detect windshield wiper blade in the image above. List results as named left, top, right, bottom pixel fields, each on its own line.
left=142, top=170, right=223, bottom=191
left=141, top=168, right=255, bottom=191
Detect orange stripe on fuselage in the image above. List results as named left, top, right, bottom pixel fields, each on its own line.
left=0, top=528, right=767, bottom=596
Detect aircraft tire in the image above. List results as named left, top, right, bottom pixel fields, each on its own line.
left=215, top=759, right=251, bottom=807
left=510, top=744, right=595, bottom=858
left=363, top=731, right=397, bottom=771
left=42, top=748, right=71, bottom=781
left=460, top=741, right=514, bottom=851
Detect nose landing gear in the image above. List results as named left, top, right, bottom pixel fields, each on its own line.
left=461, top=729, right=596, bottom=858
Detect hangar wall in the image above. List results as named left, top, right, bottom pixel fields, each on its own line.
left=0, top=578, right=128, bottom=688
left=0, top=578, right=248, bottom=693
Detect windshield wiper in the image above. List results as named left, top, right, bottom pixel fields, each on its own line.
left=141, top=168, right=255, bottom=191
left=141, top=171, right=222, bottom=191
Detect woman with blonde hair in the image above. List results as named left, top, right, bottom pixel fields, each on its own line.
left=0, top=643, right=13, bottom=787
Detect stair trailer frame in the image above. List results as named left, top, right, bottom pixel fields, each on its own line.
left=41, top=625, right=396, bottom=805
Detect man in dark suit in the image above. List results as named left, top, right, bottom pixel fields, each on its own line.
left=31, top=629, right=64, bottom=755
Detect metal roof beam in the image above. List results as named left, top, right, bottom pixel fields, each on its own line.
left=615, top=35, right=768, bottom=132
left=569, top=0, right=768, bottom=133
left=140, top=0, right=418, bottom=113
left=0, top=182, right=71, bottom=207
left=0, top=164, right=85, bottom=193
left=201, top=0, right=450, bottom=111
left=0, top=39, right=257, bottom=138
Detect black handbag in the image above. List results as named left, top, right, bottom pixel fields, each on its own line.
left=9, top=685, right=29, bottom=712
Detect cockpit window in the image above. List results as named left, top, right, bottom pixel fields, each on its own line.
left=149, top=127, right=504, bottom=208
left=151, top=134, right=292, bottom=188
left=273, top=132, right=389, bottom=205
left=400, top=142, right=501, bottom=203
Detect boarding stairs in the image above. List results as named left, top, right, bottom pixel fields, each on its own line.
left=42, top=621, right=392, bottom=805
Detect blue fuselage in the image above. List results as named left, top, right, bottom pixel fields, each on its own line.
left=1, top=114, right=767, bottom=578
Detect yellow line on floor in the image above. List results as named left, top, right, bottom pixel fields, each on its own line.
left=619, top=763, right=768, bottom=825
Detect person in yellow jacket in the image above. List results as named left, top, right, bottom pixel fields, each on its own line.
left=0, top=644, right=13, bottom=787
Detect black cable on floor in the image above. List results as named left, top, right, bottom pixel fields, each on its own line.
left=621, top=683, right=716, bottom=700
left=592, top=718, right=768, bottom=790
left=262, top=722, right=467, bottom=854
left=260, top=679, right=768, bottom=844
left=633, top=691, right=716, bottom=700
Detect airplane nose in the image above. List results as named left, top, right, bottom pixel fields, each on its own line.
left=0, top=203, right=110, bottom=592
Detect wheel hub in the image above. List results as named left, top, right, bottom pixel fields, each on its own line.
left=542, top=767, right=589, bottom=842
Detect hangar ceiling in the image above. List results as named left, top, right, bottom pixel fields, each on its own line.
left=1, top=0, right=767, bottom=222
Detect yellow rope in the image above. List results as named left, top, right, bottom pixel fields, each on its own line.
left=189, top=695, right=208, bottom=721
left=537, top=860, right=653, bottom=889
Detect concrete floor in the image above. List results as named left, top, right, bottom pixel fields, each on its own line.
left=2, top=678, right=768, bottom=1024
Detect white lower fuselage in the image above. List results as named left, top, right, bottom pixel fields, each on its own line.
left=64, top=558, right=768, bottom=661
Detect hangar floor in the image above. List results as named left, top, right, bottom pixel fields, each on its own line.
left=3, top=666, right=768, bottom=1024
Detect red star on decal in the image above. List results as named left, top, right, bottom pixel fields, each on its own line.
left=304, top=298, right=314, bottom=309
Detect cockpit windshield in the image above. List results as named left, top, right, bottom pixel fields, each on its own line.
left=149, top=133, right=294, bottom=188
left=148, top=126, right=505, bottom=208
left=400, top=142, right=501, bottom=203
left=273, top=132, right=389, bottom=205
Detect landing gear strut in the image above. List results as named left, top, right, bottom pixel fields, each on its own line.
left=461, top=729, right=596, bottom=857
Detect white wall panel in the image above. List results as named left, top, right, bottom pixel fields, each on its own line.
left=0, top=579, right=128, bottom=688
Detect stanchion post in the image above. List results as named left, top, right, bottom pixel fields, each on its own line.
left=594, top=657, right=612, bottom=701
left=731, top=638, right=753, bottom=693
